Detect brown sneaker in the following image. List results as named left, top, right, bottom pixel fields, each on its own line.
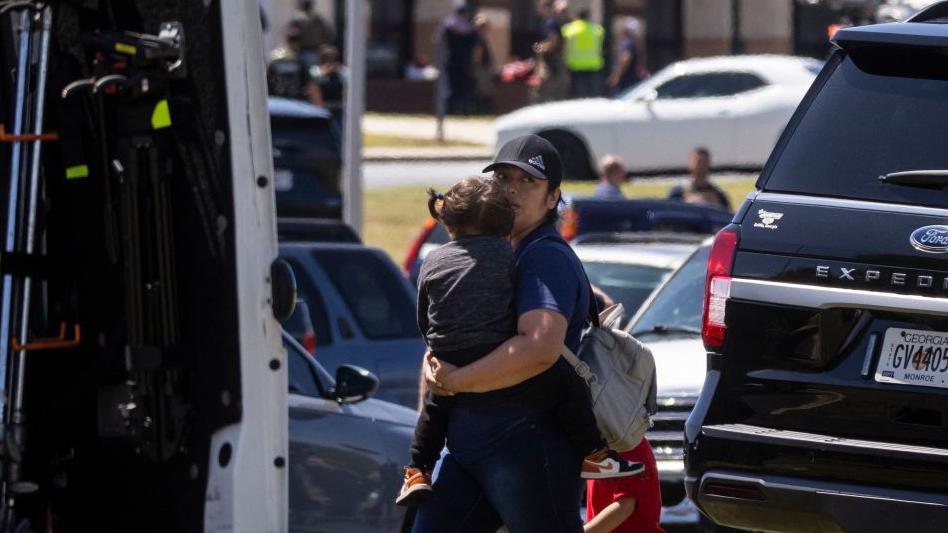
left=581, top=448, right=645, bottom=479
left=395, top=466, right=433, bottom=507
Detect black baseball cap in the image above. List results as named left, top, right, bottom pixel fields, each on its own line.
left=483, top=134, right=563, bottom=188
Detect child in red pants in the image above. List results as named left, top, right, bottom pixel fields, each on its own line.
left=585, top=438, right=665, bottom=533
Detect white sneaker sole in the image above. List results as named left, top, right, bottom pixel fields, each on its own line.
left=395, top=482, right=433, bottom=507
left=581, top=464, right=645, bottom=479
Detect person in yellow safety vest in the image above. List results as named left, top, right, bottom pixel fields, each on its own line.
left=561, top=8, right=604, bottom=99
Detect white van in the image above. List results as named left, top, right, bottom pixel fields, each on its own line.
left=0, top=2, right=285, bottom=531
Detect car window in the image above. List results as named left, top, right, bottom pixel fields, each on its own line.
left=270, top=115, right=340, bottom=154
left=629, top=246, right=710, bottom=335
left=310, top=249, right=418, bottom=339
left=287, top=338, right=323, bottom=397
left=284, top=258, right=333, bottom=346
left=655, top=72, right=766, bottom=100
left=761, top=48, right=948, bottom=208
left=583, top=262, right=671, bottom=324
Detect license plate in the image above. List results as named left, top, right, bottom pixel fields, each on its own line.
left=874, top=328, right=948, bottom=389
left=274, top=169, right=294, bottom=192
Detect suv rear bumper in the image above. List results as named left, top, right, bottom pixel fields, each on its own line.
left=686, top=469, right=948, bottom=533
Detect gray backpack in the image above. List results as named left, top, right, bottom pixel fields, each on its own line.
left=561, top=302, right=657, bottom=452
left=517, top=235, right=658, bottom=452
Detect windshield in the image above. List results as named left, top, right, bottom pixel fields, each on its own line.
left=582, top=262, right=671, bottom=325
left=762, top=47, right=948, bottom=208
left=310, top=249, right=418, bottom=339
left=628, top=245, right=710, bottom=336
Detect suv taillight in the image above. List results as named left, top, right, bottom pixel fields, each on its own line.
left=702, top=229, right=738, bottom=349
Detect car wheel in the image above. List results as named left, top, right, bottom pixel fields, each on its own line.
left=539, top=130, right=595, bottom=181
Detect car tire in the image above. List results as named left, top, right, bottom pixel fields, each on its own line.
left=538, top=130, right=595, bottom=181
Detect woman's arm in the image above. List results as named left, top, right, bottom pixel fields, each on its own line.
left=584, top=497, right=637, bottom=533
left=438, top=308, right=567, bottom=393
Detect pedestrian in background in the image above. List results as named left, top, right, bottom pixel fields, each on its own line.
left=288, top=0, right=335, bottom=68
left=607, top=18, right=646, bottom=96
left=667, top=147, right=731, bottom=211
left=533, top=0, right=570, bottom=103
left=439, top=4, right=482, bottom=115
left=562, top=9, right=605, bottom=98
left=592, top=154, right=628, bottom=200
left=309, top=44, right=346, bottom=130
left=472, top=13, right=497, bottom=114
left=267, top=24, right=321, bottom=104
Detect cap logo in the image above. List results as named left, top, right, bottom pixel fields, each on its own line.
left=528, top=155, right=546, bottom=170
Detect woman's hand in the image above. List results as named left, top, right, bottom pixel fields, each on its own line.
left=424, top=353, right=458, bottom=396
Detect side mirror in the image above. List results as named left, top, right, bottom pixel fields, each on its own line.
left=271, top=258, right=297, bottom=322
left=333, top=365, right=379, bottom=404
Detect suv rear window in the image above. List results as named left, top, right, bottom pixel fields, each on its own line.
left=762, top=48, right=948, bottom=208
left=310, top=249, right=418, bottom=339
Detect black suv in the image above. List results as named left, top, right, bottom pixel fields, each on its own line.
left=685, top=7, right=948, bottom=533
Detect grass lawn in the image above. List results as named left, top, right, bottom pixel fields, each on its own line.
left=364, top=177, right=757, bottom=263
left=363, top=132, right=487, bottom=149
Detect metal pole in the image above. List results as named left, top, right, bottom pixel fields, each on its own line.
left=13, top=6, right=53, bottom=418
left=342, top=0, right=364, bottom=235
left=0, top=9, right=32, bottom=425
left=731, top=0, right=744, bottom=55
left=434, top=19, right=445, bottom=143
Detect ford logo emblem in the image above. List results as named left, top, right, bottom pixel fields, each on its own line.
left=910, top=225, right=948, bottom=254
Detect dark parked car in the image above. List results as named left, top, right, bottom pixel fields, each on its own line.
left=558, top=197, right=731, bottom=242
left=686, top=9, right=948, bottom=533
left=269, top=97, right=342, bottom=218
left=280, top=242, right=426, bottom=408
left=285, top=332, right=415, bottom=532
left=278, top=217, right=361, bottom=244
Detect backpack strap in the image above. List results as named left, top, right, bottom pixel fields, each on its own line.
left=561, top=343, right=593, bottom=381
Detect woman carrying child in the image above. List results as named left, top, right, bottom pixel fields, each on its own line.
left=406, top=135, right=642, bottom=532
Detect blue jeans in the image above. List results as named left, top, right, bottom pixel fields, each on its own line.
left=412, top=405, right=584, bottom=533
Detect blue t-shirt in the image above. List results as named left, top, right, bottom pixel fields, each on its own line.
left=451, top=223, right=591, bottom=408
left=513, top=223, right=591, bottom=354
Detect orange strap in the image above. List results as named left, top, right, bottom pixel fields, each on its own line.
left=12, top=322, right=80, bottom=352
left=0, top=123, right=58, bottom=143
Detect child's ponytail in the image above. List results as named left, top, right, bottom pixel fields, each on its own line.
left=427, top=188, right=443, bottom=220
